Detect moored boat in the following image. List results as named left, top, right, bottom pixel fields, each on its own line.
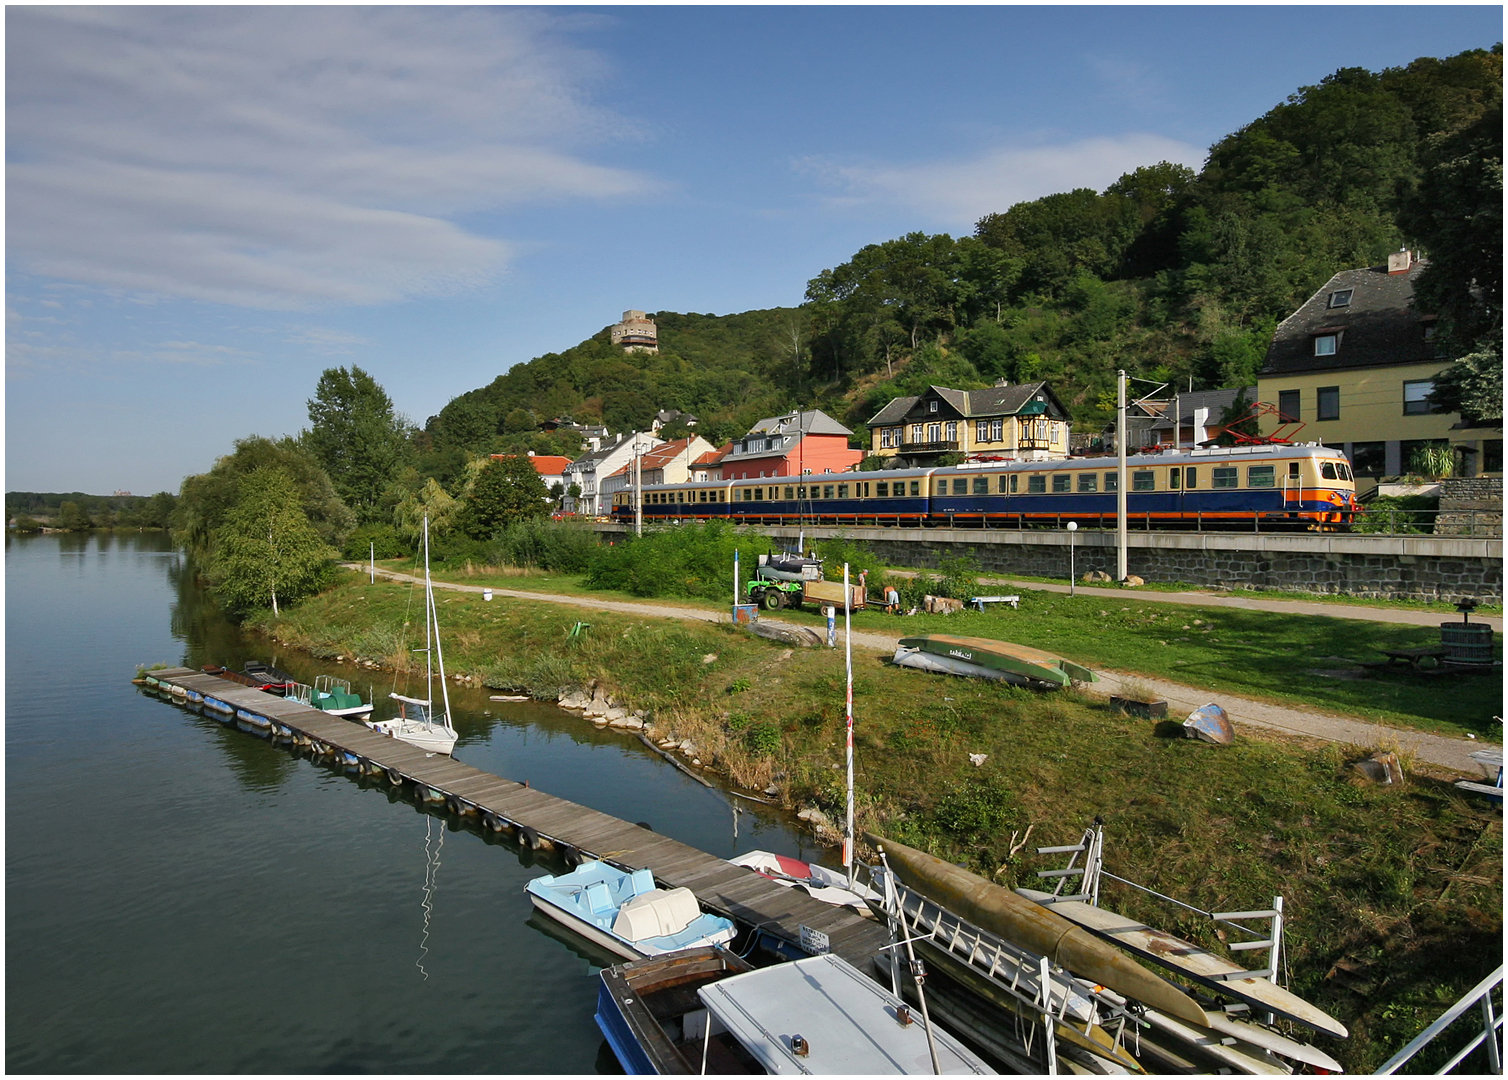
left=526, top=860, right=736, bottom=962
left=595, top=946, right=756, bottom=1074
left=893, top=635, right=1097, bottom=688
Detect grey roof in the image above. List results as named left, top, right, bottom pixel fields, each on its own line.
left=1262, top=260, right=1435, bottom=377
left=867, top=382, right=1067, bottom=426
left=1143, top=387, right=1255, bottom=431
left=746, top=409, right=853, bottom=438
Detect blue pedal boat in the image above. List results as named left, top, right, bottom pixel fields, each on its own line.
left=526, top=860, right=736, bottom=962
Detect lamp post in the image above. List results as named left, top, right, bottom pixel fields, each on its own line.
left=1067, top=521, right=1078, bottom=596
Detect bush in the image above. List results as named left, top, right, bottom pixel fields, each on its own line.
left=927, top=777, right=1023, bottom=844
left=585, top=520, right=748, bottom=601
left=343, top=523, right=411, bottom=561
left=487, top=518, right=600, bottom=573
left=1354, top=495, right=1439, bottom=534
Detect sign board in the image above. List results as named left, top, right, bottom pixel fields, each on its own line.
left=799, top=924, right=831, bottom=955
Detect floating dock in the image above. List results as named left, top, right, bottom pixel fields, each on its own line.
left=142, top=667, right=890, bottom=968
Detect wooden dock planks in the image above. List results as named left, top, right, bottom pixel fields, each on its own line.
left=146, top=668, right=891, bottom=968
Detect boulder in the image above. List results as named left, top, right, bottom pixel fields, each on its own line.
left=797, top=807, right=831, bottom=827
left=1122, top=575, right=1145, bottom=587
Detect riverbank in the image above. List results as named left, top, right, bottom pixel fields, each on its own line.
left=257, top=567, right=1502, bottom=1071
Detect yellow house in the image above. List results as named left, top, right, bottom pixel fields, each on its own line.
left=866, top=380, right=1072, bottom=467
left=1257, top=251, right=1501, bottom=492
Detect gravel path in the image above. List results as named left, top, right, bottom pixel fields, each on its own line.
left=353, top=565, right=1497, bottom=776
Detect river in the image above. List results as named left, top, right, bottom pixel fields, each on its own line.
left=5, top=531, right=833, bottom=1072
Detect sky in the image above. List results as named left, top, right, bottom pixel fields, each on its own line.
left=6, top=5, right=1503, bottom=495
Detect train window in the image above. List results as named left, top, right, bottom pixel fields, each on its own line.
left=910, top=481, right=920, bottom=497
left=1213, top=467, right=1238, bottom=488
left=998, top=475, right=1008, bottom=493
left=1008, top=474, right=1018, bottom=494
left=861, top=482, right=870, bottom=497
left=1248, top=465, right=1275, bottom=488
left=1104, top=472, right=1118, bottom=492
left=797, top=486, right=807, bottom=500
left=1133, top=471, right=1155, bottom=491
left=1337, top=462, right=1352, bottom=481
left=1052, top=474, right=1071, bottom=493
left=838, top=484, right=848, bottom=498
left=699, top=490, right=707, bottom=502
left=1078, top=474, right=1097, bottom=492
left=754, top=488, right=763, bottom=500
left=823, top=485, right=834, bottom=499
left=936, top=481, right=946, bottom=494
left=1184, top=468, right=1198, bottom=488
left=877, top=482, right=889, bottom=497
left=1320, top=462, right=1338, bottom=480
left=952, top=478, right=968, bottom=495
left=973, top=477, right=988, bottom=494
left=785, top=487, right=795, bottom=500
left=1028, top=474, right=1046, bottom=493
left=1169, top=468, right=1181, bottom=490
left=1289, top=462, right=1300, bottom=480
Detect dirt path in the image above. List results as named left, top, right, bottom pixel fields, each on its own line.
left=353, top=565, right=1496, bottom=776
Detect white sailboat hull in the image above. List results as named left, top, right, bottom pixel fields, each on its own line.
left=367, top=717, right=457, bottom=755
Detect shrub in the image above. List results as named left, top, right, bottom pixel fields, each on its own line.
left=487, top=518, right=600, bottom=573
left=1353, top=495, right=1439, bottom=534
left=586, top=519, right=748, bottom=601
left=343, top=523, right=410, bottom=560
left=927, top=777, right=1023, bottom=843
left=744, top=722, right=782, bottom=756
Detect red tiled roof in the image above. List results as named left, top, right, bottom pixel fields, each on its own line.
left=694, top=442, right=732, bottom=466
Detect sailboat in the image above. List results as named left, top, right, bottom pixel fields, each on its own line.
left=366, top=516, right=459, bottom=756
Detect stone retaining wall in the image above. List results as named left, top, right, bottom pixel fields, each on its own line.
left=1437, top=477, right=1503, bottom=537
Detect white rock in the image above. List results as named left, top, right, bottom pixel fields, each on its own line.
left=797, top=807, right=831, bottom=827
left=969, top=753, right=988, bottom=767
left=622, top=717, right=644, bottom=731
left=604, top=707, right=628, bottom=722
left=702, top=654, right=718, bottom=664
left=608, top=716, right=633, bottom=728
left=679, top=740, right=698, bottom=755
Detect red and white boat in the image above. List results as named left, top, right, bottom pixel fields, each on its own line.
left=729, top=850, right=878, bottom=910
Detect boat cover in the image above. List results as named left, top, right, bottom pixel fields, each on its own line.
left=697, top=954, right=995, bottom=1074
left=527, top=861, right=736, bottom=956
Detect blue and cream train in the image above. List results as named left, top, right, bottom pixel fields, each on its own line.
left=610, top=443, right=1359, bottom=529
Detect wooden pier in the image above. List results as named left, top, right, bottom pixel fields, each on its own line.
left=144, top=668, right=891, bottom=968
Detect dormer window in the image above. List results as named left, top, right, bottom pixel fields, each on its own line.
left=1313, top=333, right=1338, bottom=356
left=929, top=401, right=939, bottom=413
left=1328, top=289, right=1353, bottom=308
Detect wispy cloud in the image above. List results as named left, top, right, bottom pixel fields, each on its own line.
left=6, top=7, right=659, bottom=309
left=284, top=326, right=371, bottom=354
left=802, top=134, right=1206, bottom=229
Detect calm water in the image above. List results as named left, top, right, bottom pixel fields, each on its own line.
left=6, top=532, right=829, bottom=1072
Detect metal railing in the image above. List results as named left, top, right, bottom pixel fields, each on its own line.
left=1375, top=965, right=1503, bottom=1075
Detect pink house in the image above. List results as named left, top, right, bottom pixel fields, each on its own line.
left=717, top=409, right=863, bottom=480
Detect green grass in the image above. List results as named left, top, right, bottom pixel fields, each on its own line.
left=259, top=569, right=1503, bottom=1074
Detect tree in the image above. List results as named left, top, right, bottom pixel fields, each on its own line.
left=209, top=468, right=338, bottom=617
left=304, top=366, right=412, bottom=524
left=459, top=456, right=550, bottom=540
left=174, top=436, right=354, bottom=556
left=393, top=477, right=462, bottom=543
left=1431, top=347, right=1503, bottom=424
left=54, top=501, right=91, bottom=531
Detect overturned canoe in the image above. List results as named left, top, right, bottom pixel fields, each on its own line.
left=865, top=833, right=1205, bottom=1027
left=1017, top=888, right=1347, bottom=1039
left=894, top=635, right=1097, bottom=688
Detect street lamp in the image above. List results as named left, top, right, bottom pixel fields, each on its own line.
left=1067, top=521, right=1078, bottom=596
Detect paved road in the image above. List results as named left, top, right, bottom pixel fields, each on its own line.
left=352, top=565, right=1498, bottom=776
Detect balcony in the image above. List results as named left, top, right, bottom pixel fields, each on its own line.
left=899, top=441, right=960, bottom=454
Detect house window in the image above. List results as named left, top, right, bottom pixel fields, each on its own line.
left=1402, top=439, right=1449, bottom=475
left=1328, top=289, right=1353, bottom=308
left=891, top=427, right=902, bottom=447
left=1078, top=473, right=1097, bottom=492
left=1052, top=474, right=1071, bottom=493
left=945, top=421, right=957, bottom=442
left=879, top=429, right=892, bottom=449
left=927, top=422, right=942, bottom=442
left=910, top=424, right=924, bottom=443
left=1248, top=465, right=1275, bottom=488
left=973, top=476, right=988, bottom=494
left=976, top=420, right=990, bottom=442
left=1317, top=386, right=1340, bottom=421
left=1104, top=472, right=1118, bottom=492
left=1348, top=443, right=1385, bottom=476
left=1313, top=334, right=1338, bottom=356
left=929, top=400, right=939, bottom=413
left=1403, top=379, right=1437, bottom=415
left=953, top=478, right=968, bottom=495
left=1132, top=470, right=1155, bottom=491
left=1212, top=467, right=1238, bottom=488
left=1028, top=474, right=1046, bottom=493
left=1278, top=389, right=1300, bottom=421
left=990, top=419, right=1003, bottom=441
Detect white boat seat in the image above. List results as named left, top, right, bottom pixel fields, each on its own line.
left=612, top=887, right=701, bottom=941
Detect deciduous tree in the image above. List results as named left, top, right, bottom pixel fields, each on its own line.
left=209, top=468, right=338, bottom=617
left=304, top=366, right=412, bottom=524
left=460, top=456, right=550, bottom=540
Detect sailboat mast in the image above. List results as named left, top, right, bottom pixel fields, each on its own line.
left=424, top=516, right=454, bottom=732
left=422, top=516, right=433, bottom=696
left=843, top=562, right=855, bottom=887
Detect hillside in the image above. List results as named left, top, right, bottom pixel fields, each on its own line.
left=422, top=45, right=1500, bottom=470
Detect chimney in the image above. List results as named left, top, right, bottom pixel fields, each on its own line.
left=994, top=377, right=1010, bottom=387
left=1388, top=249, right=1413, bottom=274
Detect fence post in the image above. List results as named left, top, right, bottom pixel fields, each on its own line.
left=1390, top=509, right=1396, bottom=535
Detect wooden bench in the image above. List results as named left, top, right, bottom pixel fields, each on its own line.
left=969, top=595, right=1021, bottom=612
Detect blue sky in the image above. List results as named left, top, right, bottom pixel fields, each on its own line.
left=6, top=5, right=1502, bottom=494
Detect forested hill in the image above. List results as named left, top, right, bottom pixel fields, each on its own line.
left=423, top=45, right=1501, bottom=476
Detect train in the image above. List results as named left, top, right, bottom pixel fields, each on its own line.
left=609, top=442, right=1360, bottom=530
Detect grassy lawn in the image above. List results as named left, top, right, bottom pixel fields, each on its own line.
left=257, top=569, right=1503, bottom=1074
left=368, top=558, right=1502, bottom=738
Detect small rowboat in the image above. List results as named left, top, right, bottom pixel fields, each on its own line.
left=894, top=635, right=1097, bottom=688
